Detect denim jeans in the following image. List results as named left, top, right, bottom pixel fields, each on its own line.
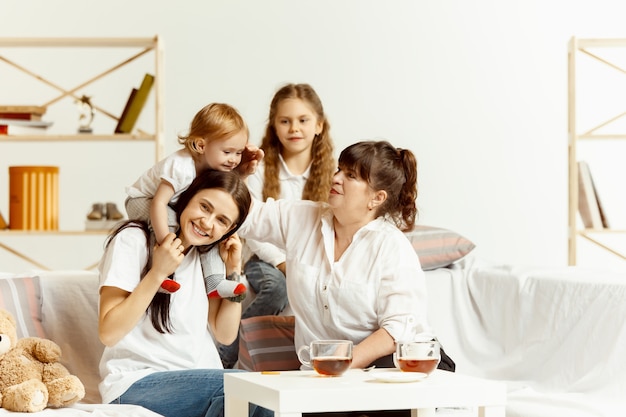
left=112, top=369, right=272, bottom=417
left=218, top=257, right=288, bottom=368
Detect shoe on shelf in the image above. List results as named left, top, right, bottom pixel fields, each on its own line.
left=87, top=203, right=104, bottom=220
left=106, top=202, right=124, bottom=220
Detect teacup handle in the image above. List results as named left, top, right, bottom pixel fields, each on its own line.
left=392, top=352, right=399, bottom=369
left=297, top=345, right=311, bottom=367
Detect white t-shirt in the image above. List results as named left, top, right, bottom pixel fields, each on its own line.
left=98, top=227, right=222, bottom=404
left=244, top=156, right=310, bottom=266
left=126, top=148, right=196, bottom=204
left=238, top=199, right=431, bottom=351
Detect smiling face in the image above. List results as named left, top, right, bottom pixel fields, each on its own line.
left=328, top=165, right=388, bottom=228
left=329, top=166, right=374, bottom=216
left=178, top=188, right=240, bottom=248
left=272, top=98, right=322, bottom=158
left=197, top=129, right=248, bottom=171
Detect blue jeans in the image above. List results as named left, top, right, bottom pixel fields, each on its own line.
left=218, top=257, right=288, bottom=368
left=112, top=369, right=273, bottom=417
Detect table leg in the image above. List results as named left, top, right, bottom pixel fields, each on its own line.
left=225, top=396, right=249, bottom=417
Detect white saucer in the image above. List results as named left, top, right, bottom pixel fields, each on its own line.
left=371, top=371, right=427, bottom=383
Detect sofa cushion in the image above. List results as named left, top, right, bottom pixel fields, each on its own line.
left=0, top=275, right=46, bottom=339
left=237, top=315, right=300, bottom=371
left=39, top=270, right=103, bottom=404
left=404, top=225, right=476, bottom=270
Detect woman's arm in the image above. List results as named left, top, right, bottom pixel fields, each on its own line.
left=351, top=328, right=395, bottom=369
left=98, top=233, right=184, bottom=346
left=151, top=180, right=176, bottom=244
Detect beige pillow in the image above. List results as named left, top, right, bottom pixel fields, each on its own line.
left=404, top=225, right=475, bottom=270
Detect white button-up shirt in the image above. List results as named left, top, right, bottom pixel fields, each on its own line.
left=238, top=198, right=431, bottom=351
left=244, top=156, right=309, bottom=266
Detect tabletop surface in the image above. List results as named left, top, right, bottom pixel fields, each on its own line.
left=225, top=369, right=507, bottom=413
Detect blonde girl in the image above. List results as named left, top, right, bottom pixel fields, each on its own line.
left=219, top=83, right=335, bottom=368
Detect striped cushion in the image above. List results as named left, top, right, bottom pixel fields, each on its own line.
left=237, top=315, right=300, bottom=372
left=404, top=225, right=476, bottom=270
left=0, top=275, right=46, bottom=338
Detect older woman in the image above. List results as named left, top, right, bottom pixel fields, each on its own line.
left=238, top=140, right=437, bottom=369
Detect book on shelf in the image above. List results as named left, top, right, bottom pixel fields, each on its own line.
left=591, top=166, right=610, bottom=229
left=0, top=105, right=46, bottom=121
left=115, top=73, right=155, bottom=134
left=0, top=118, right=53, bottom=135
left=577, top=161, right=605, bottom=230
left=114, top=88, right=137, bottom=134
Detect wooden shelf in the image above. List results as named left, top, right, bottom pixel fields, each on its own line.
left=0, top=133, right=156, bottom=142
left=578, top=229, right=626, bottom=234
left=568, top=36, right=626, bottom=265
left=0, top=37, right=158, bottom=48
left=0, top=36, right=164, bottom=271
left=576, top=134, right=626, bottom=140
left=0, top=230, right=110, bottom=235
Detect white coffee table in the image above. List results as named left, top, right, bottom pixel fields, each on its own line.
left=224, top=369, right=506, bottom=417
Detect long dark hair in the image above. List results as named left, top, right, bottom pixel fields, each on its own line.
left=104, top=170, right=251, bottom=333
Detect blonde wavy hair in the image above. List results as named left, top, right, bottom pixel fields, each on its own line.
left=260, top=83, right=335, bottom=202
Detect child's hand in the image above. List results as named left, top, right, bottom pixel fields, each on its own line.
left=153, top=233, right=185, bottom=277
left=236, top=144, right=265, bottom=177
left=219, top=233, right=242, bottom=274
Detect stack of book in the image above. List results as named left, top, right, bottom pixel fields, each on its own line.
left=0, top=105, right=53, bottom=135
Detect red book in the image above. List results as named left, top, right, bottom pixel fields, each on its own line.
left=0, top=112, right=43, bottom=121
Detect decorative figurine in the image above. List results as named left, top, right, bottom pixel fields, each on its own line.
left=76, top=95, right=95, bottom=133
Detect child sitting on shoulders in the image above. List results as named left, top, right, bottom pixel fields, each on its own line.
left=125, top=102, right=263, bottom=299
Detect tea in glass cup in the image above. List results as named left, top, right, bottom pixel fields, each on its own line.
left=297, top=340, right=353, bottom=376
left=394, top=340, right=440, bottom=375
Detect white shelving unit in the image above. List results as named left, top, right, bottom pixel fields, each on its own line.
left=568, top=36, right=626, bottom=266
left=0, top=36, right=164, bottom=271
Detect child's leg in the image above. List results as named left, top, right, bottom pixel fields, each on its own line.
left=126, top=197, right=178, bottom=233
left=201, top=246, right=246, bottom=299
left=125, top=196, right=151, bottom=222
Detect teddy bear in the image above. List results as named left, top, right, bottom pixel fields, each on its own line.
left=0, top=308, right=85, bottom=412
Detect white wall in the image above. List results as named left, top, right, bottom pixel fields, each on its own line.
left=2, top=0, right=626, bottom=272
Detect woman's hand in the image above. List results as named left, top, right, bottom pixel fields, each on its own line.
left=153, top=233, right=185, bottom=277
left=219, top=233, right=242, bottom=274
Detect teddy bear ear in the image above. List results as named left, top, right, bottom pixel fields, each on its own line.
left=1, top=308, right=17, bottom=327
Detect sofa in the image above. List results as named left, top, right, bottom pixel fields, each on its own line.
left=0, top=271, right=162, bottom=416
left=1, top=225, right=625, bottom=416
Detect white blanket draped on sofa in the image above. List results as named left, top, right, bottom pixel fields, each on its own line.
left=427, top=257, right=626, bottom=417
